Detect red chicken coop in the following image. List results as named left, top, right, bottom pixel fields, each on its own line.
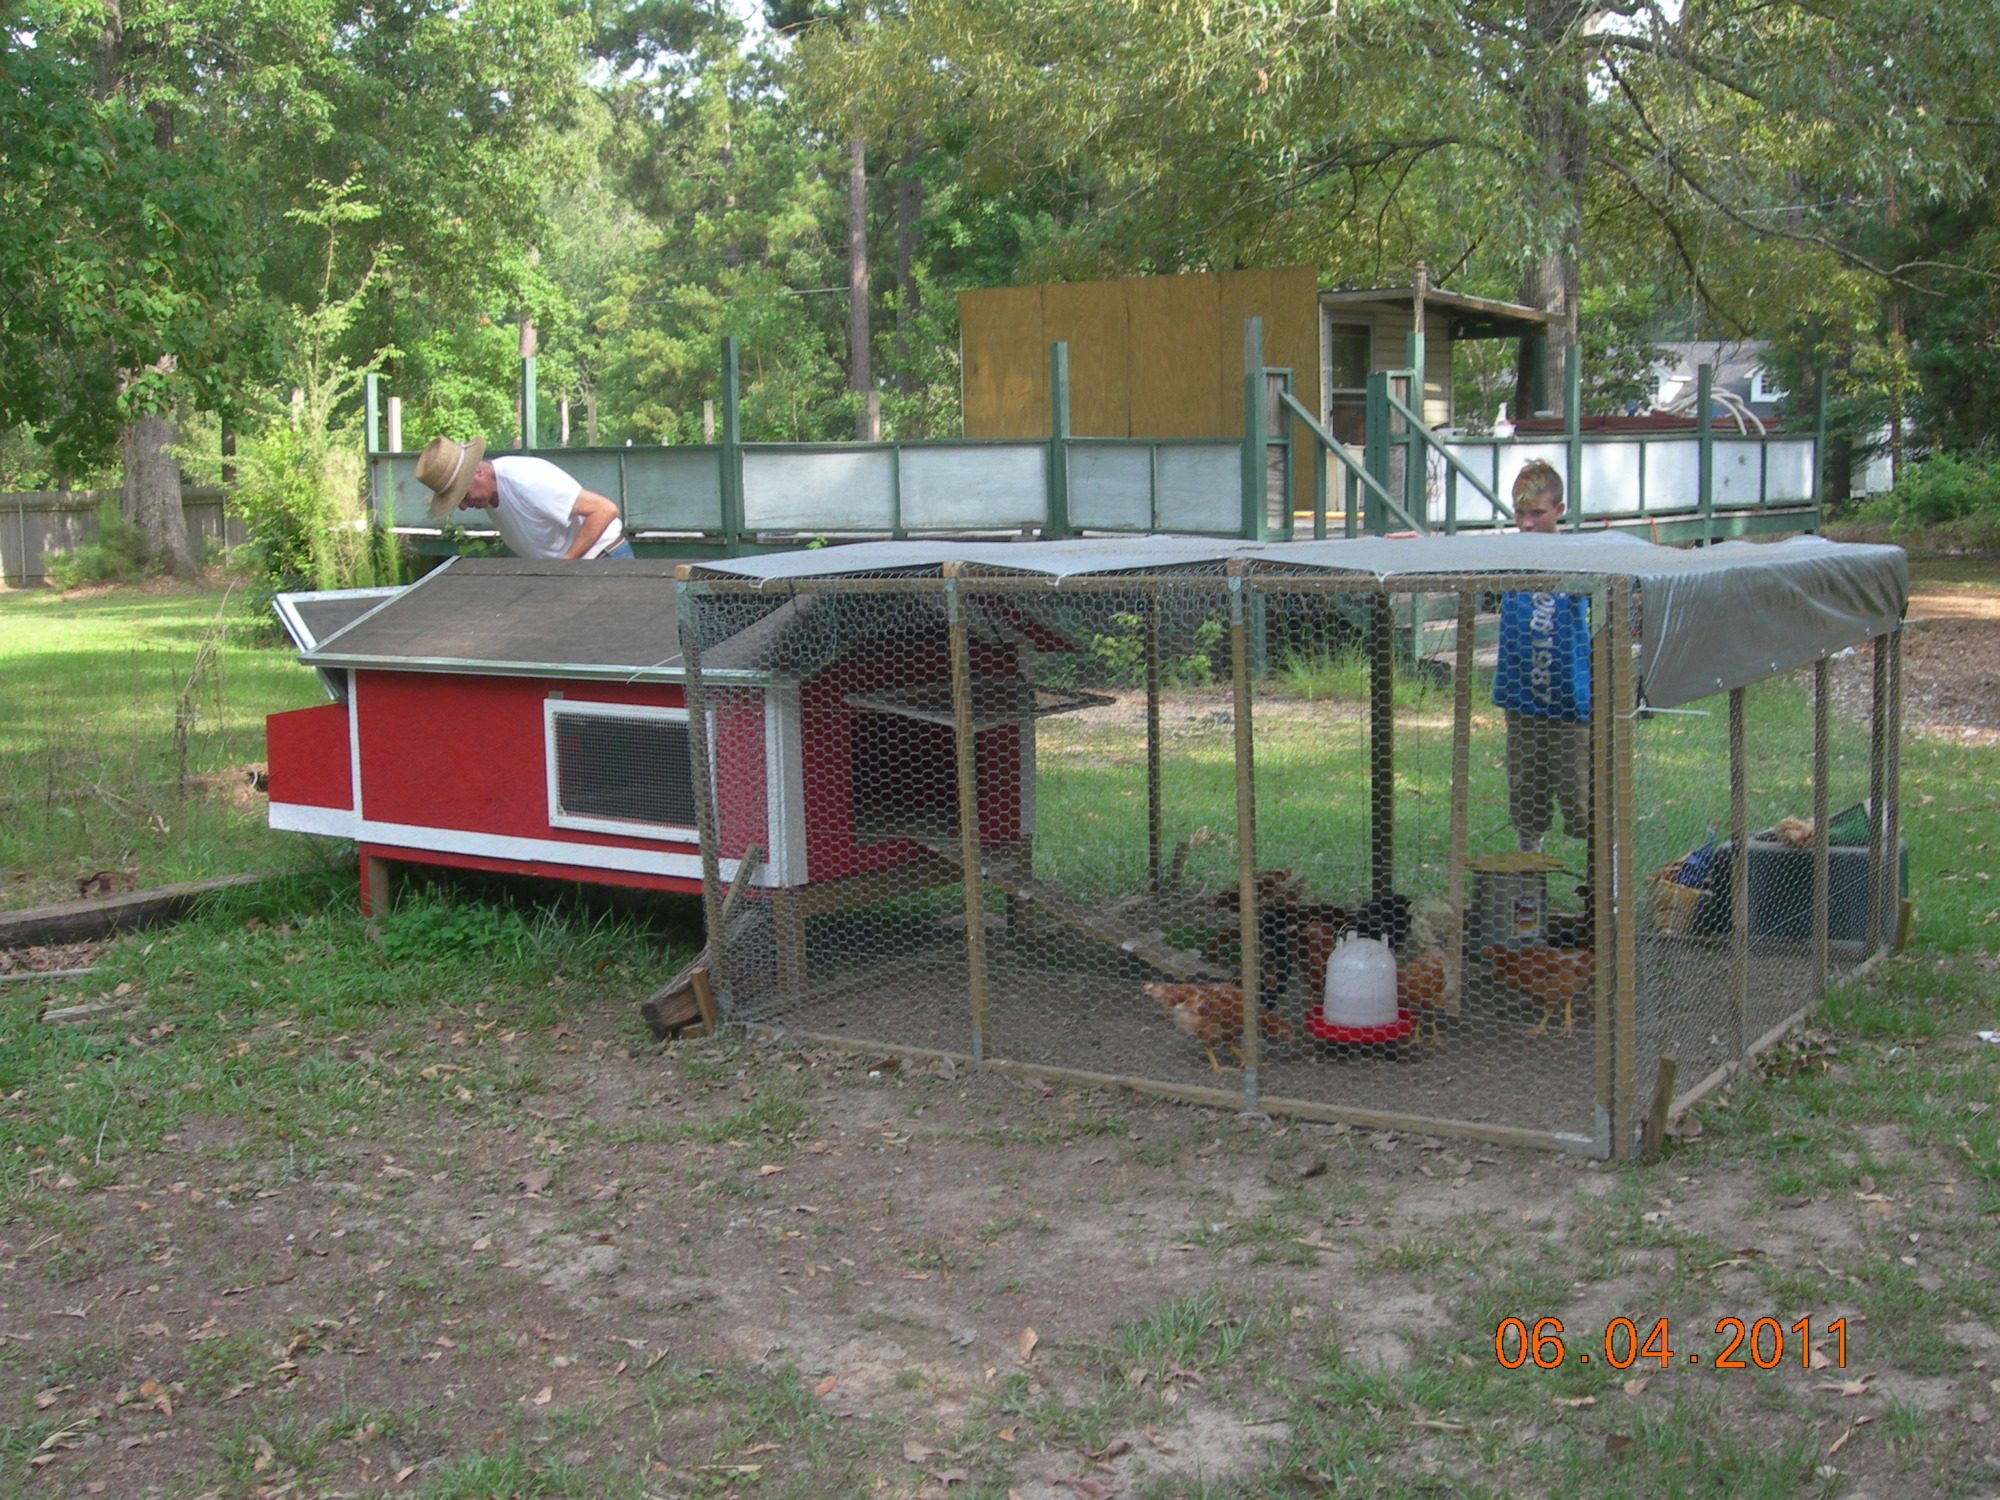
left=265, top=558, right=1093, bottom=956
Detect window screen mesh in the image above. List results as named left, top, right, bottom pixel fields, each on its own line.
left=552, top=711, right=696, bottom=828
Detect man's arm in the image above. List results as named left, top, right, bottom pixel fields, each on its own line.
left=564, top=490, right=621, bottom=560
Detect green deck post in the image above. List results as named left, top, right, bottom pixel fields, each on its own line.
left=1241, top=318, right=1265, bottom=540
left=1047, top=341, right=1072, bottom=538
left=364, top=373, right=381, bottom=455
left=520, top=356, right=537, bottom=450
left=1363, top=371, right=1389, bottom=535
left=1697, top=364, right=1715, bottom=545
left=1812, top=371, right=1829, bottom=528
left=1526, top=333, right=1550, bottom=418
left=719, top=336, right=744, bottom=552
left=1403, top=333, right=1426, bottom=529
left=1565, top=354, right=1583, bottom=528
left=1275, top=368, right=1296, bottom=540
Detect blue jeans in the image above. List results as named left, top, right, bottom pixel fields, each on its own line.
left=600, top=538, right=635, bottom=559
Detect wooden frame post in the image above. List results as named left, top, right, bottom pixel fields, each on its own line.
left=1886, top=627, right=1904, bottom=947
left=1369, top=591, right=1395, bottom=901
left=360, top=851, right=394, bottom=921
left=1812, top=658, right=1831, bottom=995
left=944, top=565, right=991, bottom=1064
left=1868, top=635, right=1889, bottom=953
left=1446, top=590, right=1474, bottom=1009
left=1607, top=579, right=1639, bottom=1158
left=1227, top=560, right=1260, bottom=1111
left=675, top=567, right=731, bottom=1005
left=1146, top=595, right=1164, bottom=893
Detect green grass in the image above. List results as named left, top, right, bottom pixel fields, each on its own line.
left=0, top=581, right=326, bottom=908
left=0, top=865, right=686, bottom=1214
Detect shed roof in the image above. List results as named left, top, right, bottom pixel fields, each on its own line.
left=1318, top=286, right=1561, bottom=341
left=687, top=533, right=1908, bottom=709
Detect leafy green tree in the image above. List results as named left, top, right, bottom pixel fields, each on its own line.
left=589, top=16, right=854, bottom=442
left=790, top=0, right=2000, bottom=425
left=0, top=20, right=263, bottom=570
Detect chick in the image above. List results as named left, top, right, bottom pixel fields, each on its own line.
left=1397, top=951, right=1459, bottom=1045
left=1143, top=982, right=1299, bottom=1070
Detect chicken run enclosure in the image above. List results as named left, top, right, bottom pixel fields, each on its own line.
left=674, top=535, right=1908, bottom=1159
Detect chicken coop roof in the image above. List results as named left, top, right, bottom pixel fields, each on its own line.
left=290, top=557, right=1077, bottom=685
left=686, top=533, right=1909, bottom=709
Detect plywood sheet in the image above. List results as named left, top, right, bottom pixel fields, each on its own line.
left=1221, top=265, right=1321, bottom=522
left=1127, top=273, right=1221, bottom=437
left=960, top=287, right=1049, bottom=437
left=1042, top=280, right=1131, bottom=437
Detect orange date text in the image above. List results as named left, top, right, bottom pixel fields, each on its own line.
left=1492, top=1316, right=1848, bottom=1371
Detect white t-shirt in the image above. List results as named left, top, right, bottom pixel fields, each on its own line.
left=489, top=456, right=621, bottom=559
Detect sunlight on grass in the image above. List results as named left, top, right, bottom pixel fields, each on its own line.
left=0, top=583, right=325, bottom=906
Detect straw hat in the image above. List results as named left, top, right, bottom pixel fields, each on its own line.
left=415, top=437, right=487, bottom=519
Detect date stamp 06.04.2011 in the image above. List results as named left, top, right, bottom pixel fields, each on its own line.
left=1494, top=1316, right=1849, bottom=1372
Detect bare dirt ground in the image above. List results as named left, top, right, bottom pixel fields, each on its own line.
left=3, top=1016, right=1998, bottom=1498
left=1895, top=575, right=2000, bottom=743
left=1, top=560, right=1996, bottom=1498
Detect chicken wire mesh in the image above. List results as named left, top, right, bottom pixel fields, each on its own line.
left=676, top=567, right=1902, bottom=1159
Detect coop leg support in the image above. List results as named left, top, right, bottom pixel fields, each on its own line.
left=359, top=852, right=394, bottom=920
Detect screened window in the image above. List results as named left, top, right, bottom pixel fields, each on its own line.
left=545, top=701, right=696, bottom=834
left=1324, top=320, right=1372, bottom=445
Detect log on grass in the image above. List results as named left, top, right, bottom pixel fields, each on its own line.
left=0, top=873, right=278, bottom=948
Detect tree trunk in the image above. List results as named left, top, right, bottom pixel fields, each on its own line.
left=893, top=144, right=923, bottom=409
left=99, top=1, right=194, bottom=573
left=124, top=408, right=199, bottom=576
left=1514, top=0, right=1589, bottom=421
left=847, top=133, right=873, bottom=440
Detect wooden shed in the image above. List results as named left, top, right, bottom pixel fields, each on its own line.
left=264, top=559, right=1086, bottom=929
left=960, top=269, right=1559, bottom=521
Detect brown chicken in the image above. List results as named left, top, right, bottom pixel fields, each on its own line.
left=1482, top=944, right=1596, bottom=1037
left=1143, top=982, right=1299, bottom=1070
left=1295, top=919, right=1341, bottom=997
left=1396, top=951, right=1459, bottom=1045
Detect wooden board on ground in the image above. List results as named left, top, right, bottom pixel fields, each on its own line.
left=913, top=837, right=1215, bottom=981
left=637, top=846, right=760, bottom=1040
left=0, top=873, right=278, bottom=948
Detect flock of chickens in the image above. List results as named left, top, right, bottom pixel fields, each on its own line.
left=1143, top=869, right=1596, bottom=1070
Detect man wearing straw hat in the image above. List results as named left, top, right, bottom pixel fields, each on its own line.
left=415, top=437, right=634, bottom=560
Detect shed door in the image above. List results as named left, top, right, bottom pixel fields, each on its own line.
left=1322, top=317, right=1371, bottom=446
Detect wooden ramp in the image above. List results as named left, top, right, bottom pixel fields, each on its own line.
left=913, top=837, right=1215, bottom=981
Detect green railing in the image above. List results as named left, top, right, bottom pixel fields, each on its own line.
left=367, top=325, right=1825, bottom=555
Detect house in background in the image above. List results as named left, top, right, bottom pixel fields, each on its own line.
left=1651, top=339, right=1891, bottom=496
left=1649, top=339, right=1792, bottom=428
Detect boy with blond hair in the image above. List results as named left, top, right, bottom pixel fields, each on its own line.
left=1494, top=459, right=1590, bottom=853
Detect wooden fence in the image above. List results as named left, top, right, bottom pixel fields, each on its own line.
left=0, top=487, right=244, bottom=587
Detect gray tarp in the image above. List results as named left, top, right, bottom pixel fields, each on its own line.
left=689, top=532, right=1908, bottom=709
